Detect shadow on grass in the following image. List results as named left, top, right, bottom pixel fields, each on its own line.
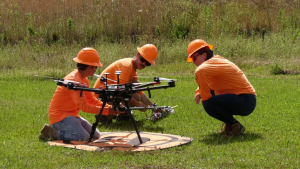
left=199, top=132, right=263, bottom=145
left=100, top=119, right=164, bottom=133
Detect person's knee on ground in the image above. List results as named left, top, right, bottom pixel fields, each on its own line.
left=77, top=131, right=90, bottom=141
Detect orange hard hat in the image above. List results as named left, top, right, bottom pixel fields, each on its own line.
left=187, top=39, right=213, bottom=62
left=73, top=48, right=103, bottom=67
left=137, top=44, right=158, bottom=65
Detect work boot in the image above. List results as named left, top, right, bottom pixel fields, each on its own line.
left=222, top=121, right=245, bottom=138
left=38, top=124, right=58, bottom=141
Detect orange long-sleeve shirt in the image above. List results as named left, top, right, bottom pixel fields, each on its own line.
left=48, top=69, right=110, bottom=124
left=93, top=58, right=142, bottom=97
left=195, top=55, right=256, bottom=102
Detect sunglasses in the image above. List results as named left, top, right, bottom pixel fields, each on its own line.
left=192, top=53, right=201, bottom=61
left=139, top=54, right=151, bottom=66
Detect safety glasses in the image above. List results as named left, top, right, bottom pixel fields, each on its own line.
left=192, top=53, right=201, bottom=62
left=139, top=54, right=151, bottom=66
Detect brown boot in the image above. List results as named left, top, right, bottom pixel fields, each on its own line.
left=38, top=124, right=58, bottom=141
left=231, top=121, right=245, bottom=136
left=222, top=121, right=245, bottom=138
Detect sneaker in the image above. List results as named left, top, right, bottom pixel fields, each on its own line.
left=38, top=124, right=58, bottom=141
left=222, top=121, right=245, bottom=138
left=150, top=112, right=162, bottom=121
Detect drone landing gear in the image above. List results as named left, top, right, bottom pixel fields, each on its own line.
left=89, top=100, right=145, bottom=145
left=124, top=101, right=144, bottom=145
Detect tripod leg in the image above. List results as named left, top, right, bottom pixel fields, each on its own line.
left=124, top=101, right=143, bottom=144
left=89, top=100, right=107, bottom=142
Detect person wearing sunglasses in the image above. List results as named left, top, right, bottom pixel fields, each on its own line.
left=93, top=44, right=158, bottom=124
left=187, top=39, right=257, bottom=138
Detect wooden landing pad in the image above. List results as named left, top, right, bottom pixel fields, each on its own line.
left=47, top=131, right=193, bottom=152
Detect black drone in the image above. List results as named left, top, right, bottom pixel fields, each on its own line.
left=36, top=72, right=177, bottom=144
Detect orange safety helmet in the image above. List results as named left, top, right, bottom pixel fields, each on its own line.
left=137, top=44, right=158, bottom=65
left=73, top=48, right=103, bottom=67
left=186, top=39, right=213, bottom=62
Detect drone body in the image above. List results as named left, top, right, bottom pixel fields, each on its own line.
left=36, top=71, right=177, bottom=144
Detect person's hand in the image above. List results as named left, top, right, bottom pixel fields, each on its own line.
left=195, top=95, right=201, bottom=104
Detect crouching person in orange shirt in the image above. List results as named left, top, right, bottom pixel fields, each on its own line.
left=93, top=44, right=158, bottom=124
left=187, top=39, right=257, bottom=138
left=39, top=48, right=117, bottom=141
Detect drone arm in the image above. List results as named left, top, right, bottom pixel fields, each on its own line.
left=131, top=84, right=175, bottom=93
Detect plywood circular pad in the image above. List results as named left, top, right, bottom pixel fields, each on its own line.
left=47, top=131, right=193, bottom=152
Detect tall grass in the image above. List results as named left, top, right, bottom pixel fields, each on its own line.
left=0, top=0, right=299, bottom=79
left=1, top=0, right=299, bottom=46
left=1, top=33, right=299, bottom=80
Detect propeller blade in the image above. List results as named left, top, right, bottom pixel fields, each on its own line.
left=35, top=75, right=59, bottom=80
left=93, top=74, right=117, bottom=83
left=134, top=76, right=177, bottom=82
left=36, top=75, right=86, bottom=85
left=158, top=77, right=178, bottom=82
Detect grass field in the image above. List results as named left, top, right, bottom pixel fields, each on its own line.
left=1, top=72, right=300, bottom=168
left=1, top=0, right=300, bottom=168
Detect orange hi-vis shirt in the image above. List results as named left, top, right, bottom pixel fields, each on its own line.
left=48, top=69, right=110, bottom=124
left=93, top=58, right=141, bottom=97
left=195, top=55, right=256, bottom=102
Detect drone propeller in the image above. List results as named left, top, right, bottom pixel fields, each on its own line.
left=135, top=76, right=177, bottom=82
left=93, top=74, right=117, bottom=83
left=35, top=75, right=86, bottom=86
left=156, top=77, right=178, bottom=82
left=35, top=75, right=60, bottom=80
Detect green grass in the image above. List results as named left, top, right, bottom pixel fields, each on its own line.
left=1, top=73, right=300, bottom=168
left=1, top=1, right=300, bottom=168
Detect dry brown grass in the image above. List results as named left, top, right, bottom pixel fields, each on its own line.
left=1, top=0, right=299, bottom=45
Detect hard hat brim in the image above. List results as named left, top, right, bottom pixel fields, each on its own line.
left=73, top=58, right=103, bottom=67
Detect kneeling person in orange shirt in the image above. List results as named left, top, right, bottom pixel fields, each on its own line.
left=93, top=44, right=158, bottom=124
left=39, top=48, right=115, bottom=141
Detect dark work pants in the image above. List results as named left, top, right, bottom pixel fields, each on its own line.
left=202, top=94, right=256, bottom=124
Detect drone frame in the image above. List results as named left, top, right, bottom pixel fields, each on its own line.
left=38, top=72, right=176, bottom=144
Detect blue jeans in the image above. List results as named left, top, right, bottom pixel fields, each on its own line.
left=202, top=94, right=256, bottom=124
left=52, top=116, right=100, bottom=141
